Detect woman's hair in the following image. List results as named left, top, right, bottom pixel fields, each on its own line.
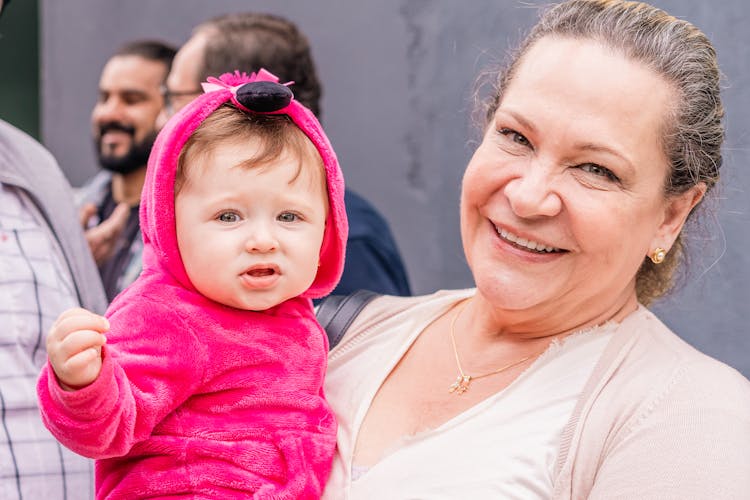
left=481, top=0, right=724, bottom=305
left=175, top=105, right=323, bottom=196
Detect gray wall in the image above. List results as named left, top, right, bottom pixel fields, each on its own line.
left=41, top=1, right=750, bottom=376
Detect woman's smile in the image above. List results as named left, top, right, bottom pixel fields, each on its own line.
left=493, top=224, right=564, bottom=254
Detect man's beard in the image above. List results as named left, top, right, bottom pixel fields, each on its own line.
left=95, top=122, right=157, bottom=175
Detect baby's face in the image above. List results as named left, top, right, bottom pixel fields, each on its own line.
left=175, top=138, right=328, bottom=311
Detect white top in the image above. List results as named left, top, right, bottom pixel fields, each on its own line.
left=323, top=290, right=615, bottom=499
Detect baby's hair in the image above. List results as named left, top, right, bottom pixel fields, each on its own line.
left=175, top=104, right=323, bottom=196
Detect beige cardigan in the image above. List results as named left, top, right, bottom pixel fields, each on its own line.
left=325, top=290, right=750, bottom=499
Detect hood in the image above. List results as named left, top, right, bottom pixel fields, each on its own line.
left=139, top=70, right=347, bottom=299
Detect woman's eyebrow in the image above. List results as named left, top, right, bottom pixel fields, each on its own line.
left=497, top=109, right=538, bottom=134
left=574, top=142, right=635, bottom=172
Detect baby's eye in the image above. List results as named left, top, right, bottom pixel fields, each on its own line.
left=498, top=128, right=531, bottom=147
left=277, top=212, right=300, bottom=223
left=579, top=163, right=620, bottom=183
left=217, top=212, right=240, bottom=223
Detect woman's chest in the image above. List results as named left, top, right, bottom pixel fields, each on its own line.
left=324, top=324, right=614, bottom=499
left=346, top=392, right=574, bottom=500
left=352, top=348, right=524, bottom=467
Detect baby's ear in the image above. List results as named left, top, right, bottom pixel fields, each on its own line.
left=235, top=82, right=293, bottom=112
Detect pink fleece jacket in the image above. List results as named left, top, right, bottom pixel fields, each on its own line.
left=37, top=71, right=348, bottom=499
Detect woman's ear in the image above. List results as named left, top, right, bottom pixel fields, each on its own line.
left=651, top=183, right=707, bottom=251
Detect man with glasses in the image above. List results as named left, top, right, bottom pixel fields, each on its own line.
left=159, top=12, right=412, bottom=298
left=78, top=40, right=176, bottom=301
left=0, top=0, right=107, bottom=496
left=160, top=85, right=202, bottom=117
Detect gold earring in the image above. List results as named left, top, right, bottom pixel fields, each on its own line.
left=650, top=247, right=666, bottom=264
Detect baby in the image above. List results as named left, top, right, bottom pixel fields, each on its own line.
left=37, top=70, right=347, bottom=499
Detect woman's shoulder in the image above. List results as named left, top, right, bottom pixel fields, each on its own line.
left=627, top=306, right=749, bottom=391
left=557, top=307, right=750, bottom=497
left=595, top=305, right=750, bottom=422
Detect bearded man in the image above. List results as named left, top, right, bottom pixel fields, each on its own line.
left=79, top=40, right=175, bottom=301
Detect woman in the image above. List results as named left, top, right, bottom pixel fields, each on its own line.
left=322, top=1, right=750, bottom=498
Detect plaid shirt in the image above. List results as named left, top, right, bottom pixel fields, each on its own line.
left=0, top=185, right=93, bottom=500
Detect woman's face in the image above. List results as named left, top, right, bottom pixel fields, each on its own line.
left=460, top=37, right=701, bottom=321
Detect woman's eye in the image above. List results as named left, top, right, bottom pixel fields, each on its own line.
left=217, top=212, right=240, bottom=223
left=498, top=128, right=531, bottom=147
left=277, top=212, right=299, bottom=223
left=579, top=163, right=620, bottom=182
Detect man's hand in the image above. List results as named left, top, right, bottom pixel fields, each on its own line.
left=46, top=308, right=108, bottom=391
left=80, top=202, right=130, bottom=265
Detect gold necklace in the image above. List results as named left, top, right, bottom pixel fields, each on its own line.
left=448, top=300, right=542, bottom=395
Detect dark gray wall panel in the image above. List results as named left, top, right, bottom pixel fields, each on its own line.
left=42, top=1, right=750, bottom=376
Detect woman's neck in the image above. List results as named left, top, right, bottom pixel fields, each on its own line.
left=464, top=288, right=639, bottom=345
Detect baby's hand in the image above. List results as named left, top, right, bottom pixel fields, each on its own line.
left=46, top=308, right=108, bottom=391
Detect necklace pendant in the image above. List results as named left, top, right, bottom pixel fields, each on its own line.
left=448, top=374, right=472, bottom=395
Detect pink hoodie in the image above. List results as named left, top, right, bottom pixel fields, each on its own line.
left=38, top=71, right=347, bottom=499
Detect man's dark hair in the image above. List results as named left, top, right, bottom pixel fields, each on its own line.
left=195, top=13, right=322, bottom=118
left=114, top=39, right=177, bottom=75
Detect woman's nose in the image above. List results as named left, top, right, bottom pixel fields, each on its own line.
left=504, top=162, right=562, bottom=219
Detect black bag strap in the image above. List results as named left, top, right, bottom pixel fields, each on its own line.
left=317, top=289, right=380, bottom=349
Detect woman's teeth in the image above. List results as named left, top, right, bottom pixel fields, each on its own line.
left=497, top=227, right=560, bottom=253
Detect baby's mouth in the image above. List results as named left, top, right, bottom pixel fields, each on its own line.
left=246, top=268, right=276, bottom=277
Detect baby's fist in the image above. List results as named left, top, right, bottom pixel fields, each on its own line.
left=46, top=308, right=108, bottom=391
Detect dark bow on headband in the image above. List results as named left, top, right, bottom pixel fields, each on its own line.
left=235, top=81, right=293, bottom=113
